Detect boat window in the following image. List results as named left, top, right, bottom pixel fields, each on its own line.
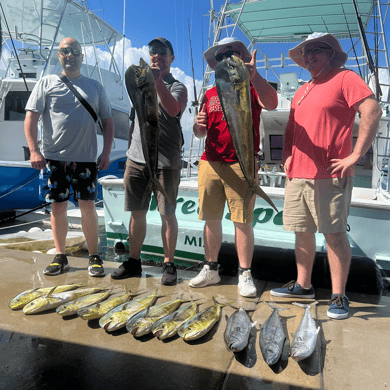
left=270, top=135, right=283, bottom=160
left=4, top=91, right=31, bottom=121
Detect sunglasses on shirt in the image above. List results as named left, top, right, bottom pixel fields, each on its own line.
left=59, top=47, right=82, bottom=57
left=149, top=47, right=170, bottom=56
left=215, top=49, right=241, bottom=62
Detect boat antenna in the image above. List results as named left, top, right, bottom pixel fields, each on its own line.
left=188, top=19, right=199, bottom=114
left=352, top=0, right=381, bottom=100
left=0, top=3, right=29, bottom=91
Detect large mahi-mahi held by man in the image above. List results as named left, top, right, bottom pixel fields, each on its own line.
left=215, top=56, right=277, bottom=218
left=125, top=58, right=169, bottom=205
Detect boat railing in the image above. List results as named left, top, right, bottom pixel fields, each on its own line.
left=375, top=116, right=390, bottom=196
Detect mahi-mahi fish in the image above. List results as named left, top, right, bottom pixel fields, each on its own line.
left=9, top=282, right=83, bottom=310
left=22, top=287, right=105, bottom=315
left=99, top=289, right=158, bottom=332
left=125, top=58, right=169, bottom=206
left=215, top=56, right=277, bottom=218
left=259, top=302, right=288, bottom=365
left=178, top=297, right=226, bottom=341
left=151, top=301, right=199, bottom=340
left=290, top=302, right=320, bottom=361
left=126, top=294, right=185, bottom=337
left=224, top=307, right=257, bottom=353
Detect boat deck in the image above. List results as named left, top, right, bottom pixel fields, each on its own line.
left=1, top=248, right=389, bottom=390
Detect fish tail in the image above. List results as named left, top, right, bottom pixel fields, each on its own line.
left=254, top=183, right=278, bottom=212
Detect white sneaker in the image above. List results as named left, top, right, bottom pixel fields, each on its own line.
left=238, top=270, right=257, bottom=297
left=189, top=264, right=220, bottom=288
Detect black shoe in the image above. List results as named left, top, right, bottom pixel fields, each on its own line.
left=88, top=255, right=105, bottom=277
left=43, top=254, right=69, bottom=275
left=161, top=262, right=177, bottom=286
left=111, top=257, right=142, bottom=280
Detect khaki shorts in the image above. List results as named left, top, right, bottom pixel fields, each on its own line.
left=198, top=160, right=256, bottom=223
left=283, top=177, right=353, bottom=233
left=124, top=159, right=180, bottom=215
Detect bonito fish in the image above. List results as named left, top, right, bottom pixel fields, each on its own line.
left=151, top=301, right=199, bottom=340
left=77, top=290, right=136, bottom=321
left=290, top=302, right=320, bottom=361
left=56, top=290, right=113, bottom=317
left=125, top=58, right=169, bottom=206
left=23, top=287, right=105, bottom=315
left=259, top=302, right=288, bottom=365
left=126, top=294, right=185, bottom=337
left=224, top=307, right=256, bottom=353
left=99, top=289, right=158, bottom=332
left=9, top=282, right=83, bottom=310
left=178, top=298, right=225, bottom=341
left=215, top=56, right=277, bottom=218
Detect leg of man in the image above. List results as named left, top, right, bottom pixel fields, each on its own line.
left=78, top=199, right=99, bottom=254
left=234, top=221, right=254, bottom=268
left=51, top=201, right=69, bottom=253
left=204, top=219, right=223, bottom=263
left=129, top=210, right=147, bottom=259
left=161, top=213, right=178, bottom=263
left=295, top=231, right=316, bottom=289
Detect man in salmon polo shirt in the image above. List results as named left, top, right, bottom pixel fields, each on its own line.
left=270, top=33, right=382, bottom=319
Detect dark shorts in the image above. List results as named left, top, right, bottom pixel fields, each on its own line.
left=43, top=159, right=98, bottom=203
left=124, top=159, right=180, bottom=215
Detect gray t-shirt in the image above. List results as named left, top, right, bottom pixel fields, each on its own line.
left=25, top=74, right=113, bottom=162
left=127, top=73, right=188, bottom=170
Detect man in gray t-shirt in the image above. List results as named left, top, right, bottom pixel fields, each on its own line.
left=111, top=37, right=188, bottom=285
left=24, top=37, right=114, bottom=278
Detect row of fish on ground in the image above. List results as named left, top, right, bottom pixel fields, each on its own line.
left=9, top=282, right=319, bottom=365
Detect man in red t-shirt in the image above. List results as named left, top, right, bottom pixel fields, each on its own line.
left=270, top=33, right=382, bottom=319
left=189, top=37, right=278, bottom=297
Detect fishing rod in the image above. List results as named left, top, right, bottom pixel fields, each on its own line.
left=188, top=19, right=199, bottom=115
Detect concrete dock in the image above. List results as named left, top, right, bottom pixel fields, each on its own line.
left=1, top=248, right=389, bottom=390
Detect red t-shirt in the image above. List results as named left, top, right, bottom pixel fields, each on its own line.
left=283, top=69, right=374, bottom=179
left=200, top=85, right=262, bottom=162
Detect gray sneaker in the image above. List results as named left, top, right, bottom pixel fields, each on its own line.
left=189, top=264, right=220, bottom=288
left=270, top=280, right=315, bottom=298
left=238, top=270, right=257, bottom=297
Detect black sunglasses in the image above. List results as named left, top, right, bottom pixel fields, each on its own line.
left=215, top=49, right=241, bottom=62
left=59, top=47, right=82, bottom=57
left=149, top=47, right=169, bottom=56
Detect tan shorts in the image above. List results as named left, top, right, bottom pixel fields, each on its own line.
left=283, top=177, right=353, bottom=233
left=124, top=159, right=180, bottom=215
left=198, top=160, right=256, bottom=223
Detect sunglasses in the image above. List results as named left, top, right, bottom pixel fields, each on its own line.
left=215, top=49, right=241, bottom=62
left=59, top=47, right=82, bottom=57
left=149, top=47, right=169, bottom=56
left=301, top=46, right=332, bottom=56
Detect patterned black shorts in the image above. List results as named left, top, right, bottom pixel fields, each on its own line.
left=42, top=159, right=98, bottom=203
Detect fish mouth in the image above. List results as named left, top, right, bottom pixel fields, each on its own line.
left=154, top=330, right=163, bottom=339
left=130, top=328, right=138, bottom=336
left=103, top=322, right=111, bottom=331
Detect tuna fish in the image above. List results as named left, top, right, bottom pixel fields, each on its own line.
left=22, top=287, right=105, bottom=315
left=9, top=282, right=83, bottom=310
left=77, top=290, right=136, bottom=321
left=99, top=289, right=158, bottom=332
left=214, top=56, right=277, bottom=218
left=125, top=58, right=169, bottom=206
left=178, top=297, right=226, bottom=341
left=259, top=302, right=288, bottom=365
left=290, top=302, right=320, bottom=361
left=56, top=290, right=112, bottom=317
left=151, top=301, right=199, bottom=340
left=126, top=294, right=185, bottom=337
left=224, top=307, right=256, bottom=353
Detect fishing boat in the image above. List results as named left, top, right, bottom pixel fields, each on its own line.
left=101, top=0, right=390, bottom=279
left=0, top=0, right=131, bottom=213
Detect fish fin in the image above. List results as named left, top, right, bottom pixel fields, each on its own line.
left=292, top=302, right=309, bottom=309
left=254, top=184, right=278, bottom=212
left=225, top=302, right=239, bottom=310
left=251, top=321, right=257, bottom=327
left=316, top=327, right=320, bottom=334
left=47, top=286, right=57, bottom=297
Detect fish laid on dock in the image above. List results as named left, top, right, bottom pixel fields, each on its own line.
left=99, top=289, right=158, bottom=332
left=178, top=297, right=225, bottom=341
left=22, top=287, right=105, bottom=315
left=56, top=290, right=113, bottom=317
left=259, top=302, right=287, bottom=365
left=214, top=56, right=277, bottom=217
left=9, top=282, right=83, bottom=310
left=290, top=302, right=320, bottom=361
left=224, top=307, right=256, bottom=353
left=77, top=290, right=136, bottom=321
left=126, top=294, right=185, bottom=337
left=151, top=301, right=199, bottom=340
left=125, top=58, right=169, bottom=206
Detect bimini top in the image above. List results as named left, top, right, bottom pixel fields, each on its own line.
left=0, top=0, right=122, bottom=47
left=225, top=0, right=374, bottom=43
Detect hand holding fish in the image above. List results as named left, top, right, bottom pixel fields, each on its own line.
left=244, top=50, right=259, bottom=81
left=150, top=63, right=162, bottom=81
